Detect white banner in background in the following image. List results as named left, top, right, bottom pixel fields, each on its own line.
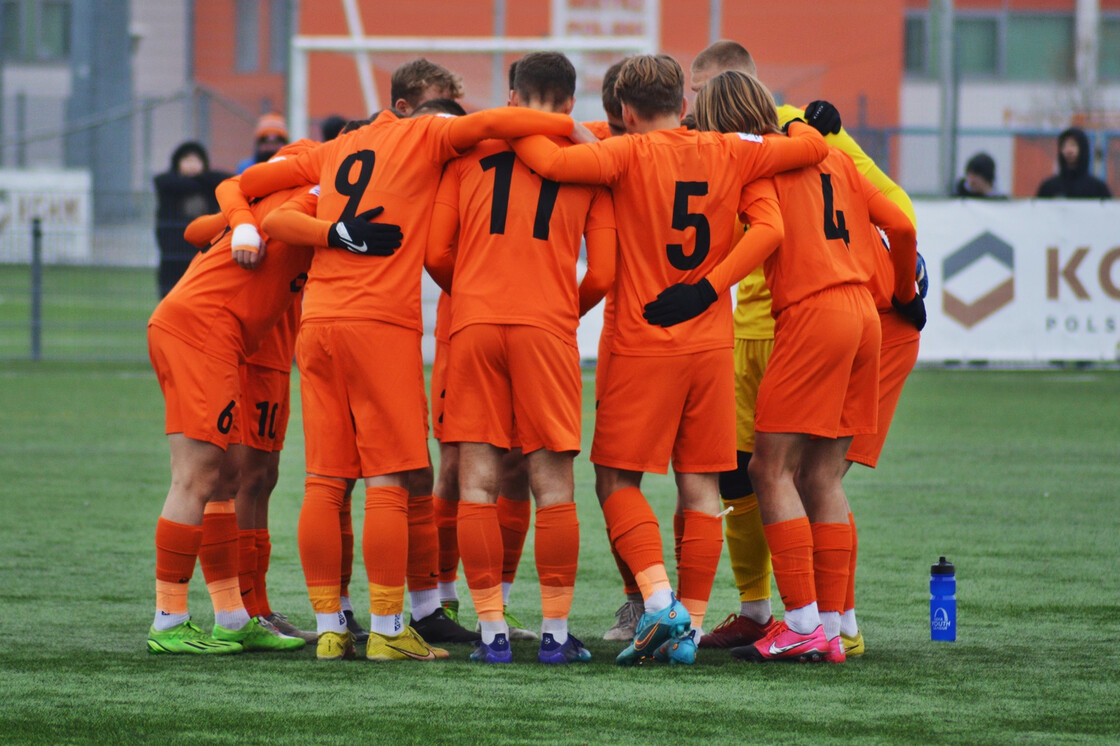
left=913, top=200, right=1120, bottom=362
left=0, top=169, right=92, bottom=263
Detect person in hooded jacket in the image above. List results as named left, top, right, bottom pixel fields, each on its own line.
left=153, top=141, right=230, bottom=297
left=1036, top=127, right=1112, bottom=199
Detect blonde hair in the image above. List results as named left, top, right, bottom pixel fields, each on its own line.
left=692, top=40, right=757, bottom=77
left=694, top=71, right=780, bottom=136
left=614, top=54, right=684, bottom=119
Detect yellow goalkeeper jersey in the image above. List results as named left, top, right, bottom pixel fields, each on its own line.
left=733, top=103, right=917, bottom=340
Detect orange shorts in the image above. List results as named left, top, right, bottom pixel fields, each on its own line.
left=431, top=338, right=449, bottom=442
left=847, top=310, right=920, bottom=467
left=148, top=325, right=241, bottom=448
left=442, top=324, right=581, bottom=454
left=591, top=348, right=736, bottom=474
left=296, top=320, right=429, bottom=479
left=233, top=363, right=292, bottom=453
left=594, top=328, right=613, bottom=407
left=756, top=284, right=880, bottom=439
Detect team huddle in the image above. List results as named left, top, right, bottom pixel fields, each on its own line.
left=145, top=40, right=925, bottom=666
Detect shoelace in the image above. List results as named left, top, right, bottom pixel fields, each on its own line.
left=615, top=600, right=641, bottom=625
left=711, top=613, right=740, bottom=632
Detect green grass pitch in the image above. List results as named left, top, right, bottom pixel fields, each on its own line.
left=1, top=358, right=1119, bottom=744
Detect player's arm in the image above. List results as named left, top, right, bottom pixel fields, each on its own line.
left=577, top=188, right=618, bottom=317
left=642, top=180, right=783, bottom=328
left=212, top=175, right=268, bottom=269
left=510, top=135, right=621, bottom=185
left=239, top=142, right=329, bottom=197
left=445, top=108, right=574, bottom=154
left=738, top=122, right=829, bottom=182
left=183, top=213, right=229, bottom=248
left=425, top=166, right=460, bottom=294
left=260, top=186, right=403, bottom=257
left=862, top=175, right=923, bottom=330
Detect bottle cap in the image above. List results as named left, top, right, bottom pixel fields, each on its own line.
left=931, top=556, right=955, bottom=575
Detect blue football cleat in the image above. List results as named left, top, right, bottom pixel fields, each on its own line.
left=469, top=633, right=512, bottom=663
left=538, top=633, right=592, bottom=664
left=616, top=596, right=691, bottom=666
left=654, top=629, right=698, bottom=665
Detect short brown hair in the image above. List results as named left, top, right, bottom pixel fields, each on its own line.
left=390, top=58, right=464, bottom=109
left=694, top=71, right=780, bottom=136
left=600, top=58, right=626, bottom=119
left=615, top=54, right=684, bottom=120
left=692, top=40, right=757, bottom=76
left=514, top=52, right=576, bottom=106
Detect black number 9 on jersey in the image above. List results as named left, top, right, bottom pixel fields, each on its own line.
left=335, top=150, right=376, bottom=220
left=667, top=181, right=711, bottom=270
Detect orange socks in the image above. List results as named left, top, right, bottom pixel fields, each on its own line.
left=763, top=517, right=817, bottom=612
left=200, top=500, right=249, bottom=629
left=497, top=495, right=531, bottom=586
left=434, top=494, right=460, bottom=584
left=339, top=494, right=355, bottom=601
left=253, top=528, right=272, bottom=618
left=535, top=503, right=579, bottom=622
left=406, top=495, right=439, bottom=592
left=609, top=529, right=641, bottom=597
left=457, top=501, right=505, bottom=624
left=364, top=485, right=409, bottom=632
left=677, top=510, right=723, bottom=630
left=811, top=522, right=852, bottom=615
left=845, top=511, right=857, bottom=612
left=299, top=476, right=347, bottom=622
left=237, top=529, right=260, bottom=618
left=602, top=488, right=672, bottom=603
left=154, top=517, right=202, bottom=628
left=673, top=511, right=685, bottom=575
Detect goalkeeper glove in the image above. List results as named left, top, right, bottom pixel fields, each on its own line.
left=804, top=100, right=842, bottom=136
left=642, top=278, right=718, bottom=327
left=892, top=293, right=927, bottom=331
left=915, top=252, right=929, bottom=298
left=327, top=206, right=403, bottom=256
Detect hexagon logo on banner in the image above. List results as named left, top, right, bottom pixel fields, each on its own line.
left=942, top=231, right=1015, bottom=329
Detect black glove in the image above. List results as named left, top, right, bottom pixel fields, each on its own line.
left=892, top=294, right=927, bottom=332
left=327, top=206, right=403, bottom=256
left=643, top=279, right=719, bottom=327
left=915, top=251, right=929, bottom=298
left=804, top=100, right=842, bottom=136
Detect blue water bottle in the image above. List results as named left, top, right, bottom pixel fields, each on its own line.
left=930, top=556, right=956, bottom=642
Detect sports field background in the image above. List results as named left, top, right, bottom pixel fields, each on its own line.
left=1, top=266, right=1119, bottom=743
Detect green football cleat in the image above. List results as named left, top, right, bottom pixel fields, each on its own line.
left=441, top=599, right=461, bottom=624
left=147, top=619, right=242, bottom=655
left=212, top=616, right=306, bottom=652
left=502, top=606, right=539, bottom=641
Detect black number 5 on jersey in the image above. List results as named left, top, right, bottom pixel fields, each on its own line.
left=667, top=181, right=711, bottom=270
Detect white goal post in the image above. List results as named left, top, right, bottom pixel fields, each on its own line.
left=287, top=1, right=660, bottom=138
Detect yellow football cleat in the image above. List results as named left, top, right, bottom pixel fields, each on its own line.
left=841, top=630, right=865, bottom=657
left=365, top=625, right=449, bottom=661
left=316, top=630, right=357, bottom=661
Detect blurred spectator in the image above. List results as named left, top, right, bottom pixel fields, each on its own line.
left=153, top=141, right=229, bottom=297
left=320, top=114, right=348, bottom=142
left=236, top=113, right=289, bottom=173
left=1036, top=128, right=1112, bottom=199
left=954, top=152, right=1004, bottom=198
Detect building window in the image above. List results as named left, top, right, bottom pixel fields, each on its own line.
left=1, top=0, right=70, bottom=62
left=235, top=0, right=260, bottom=73
left=1100, top=17, right=1120, bottom=80
left=955, top=17, right=999, bottom=77
left=904, top=15, right=927, bottom=75
left=268, top=0, right=290, bottom=73
left=1006, top=14, right=1074, bottom=81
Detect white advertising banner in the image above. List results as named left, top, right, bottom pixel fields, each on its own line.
left=913, top=199, right=1120, bottom=362
left=0, top=169, right=92, bottom=263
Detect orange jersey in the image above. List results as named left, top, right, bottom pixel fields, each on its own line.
left=148, top=187, right=315, bottom=364
left=512, top=123, right=826, bottom=355
left=764, top=148, right=917, bottom=316
left=434, top=290, right=451, bottom=343
left=245, top=301, right=300, bottom=371
left=583, top=120, right=612, bottom=140
left=239, top=108, right=575, bottom=331
left=429, top=138, right=616, bottom=341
